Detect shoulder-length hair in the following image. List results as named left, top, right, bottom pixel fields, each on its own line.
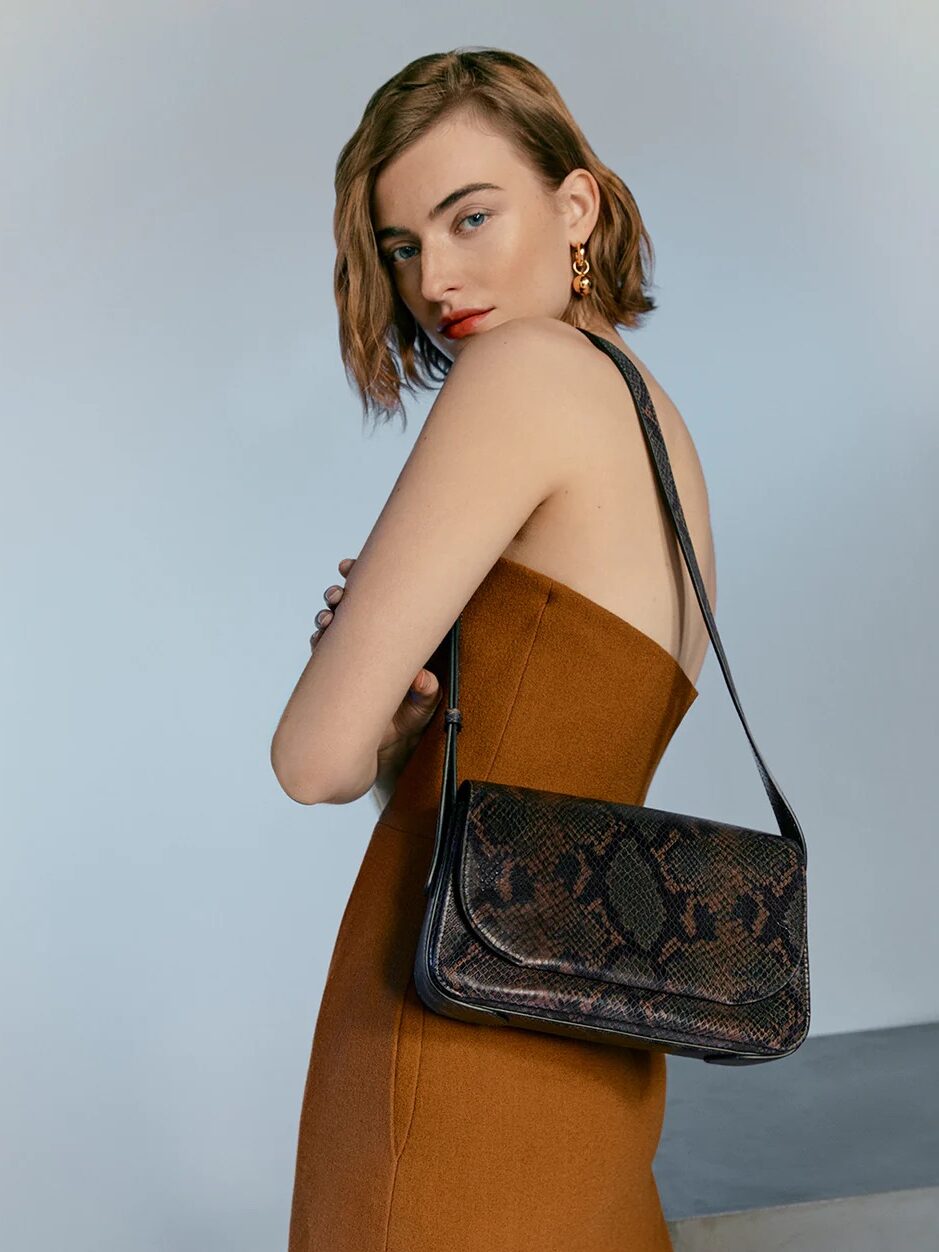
left=333, top=47, right=658, bottom=431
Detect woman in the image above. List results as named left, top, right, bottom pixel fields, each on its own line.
left=272, top=47, right=717, bottom=1252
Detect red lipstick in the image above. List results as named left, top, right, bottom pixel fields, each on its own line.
left=438, top=308, right=493, bottom=339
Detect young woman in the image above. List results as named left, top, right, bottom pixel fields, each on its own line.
left=272, top=46, right=717, bottom=1252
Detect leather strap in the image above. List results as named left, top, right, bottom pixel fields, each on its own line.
left=424, top=329, right=807, bottom=894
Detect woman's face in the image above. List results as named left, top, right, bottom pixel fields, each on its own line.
left=372, top=110, right=599, bottom=358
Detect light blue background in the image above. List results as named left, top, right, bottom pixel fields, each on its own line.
left=2, top=2, right=936, bottom=1247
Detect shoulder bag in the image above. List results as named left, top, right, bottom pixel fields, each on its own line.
left=414, top=328, right=810, bottom=1065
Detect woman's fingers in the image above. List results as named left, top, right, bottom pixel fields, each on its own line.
left=310, top=557, right=357, bottom=652
left=321, top=556, right=357, bottom=615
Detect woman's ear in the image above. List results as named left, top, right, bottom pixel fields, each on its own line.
left=558, top=167, right=601, bottom=240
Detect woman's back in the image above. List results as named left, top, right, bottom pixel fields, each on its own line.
left=499, top=317, right=717, bottom=693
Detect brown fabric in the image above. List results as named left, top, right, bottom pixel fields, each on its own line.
left=287, top=556, right=699, bottom=1251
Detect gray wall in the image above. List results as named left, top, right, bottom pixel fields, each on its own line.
left=2, top=2, right=935, bottom=1247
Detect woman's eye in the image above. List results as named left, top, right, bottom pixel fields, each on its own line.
left=385, top=211, right=490, bottom=266
left=459, top=210, right=489, bottom=232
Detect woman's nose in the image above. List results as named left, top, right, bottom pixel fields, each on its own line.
left=418, top=248, right=456, bottom=307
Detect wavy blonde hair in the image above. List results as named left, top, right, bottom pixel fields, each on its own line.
left=334, top=47, right=658, bottom=431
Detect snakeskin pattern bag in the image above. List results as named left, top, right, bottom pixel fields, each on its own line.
left=414, top=328, right=809, bottom=1066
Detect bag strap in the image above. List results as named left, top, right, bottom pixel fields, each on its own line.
left=424, top=329, right=806, bottom=894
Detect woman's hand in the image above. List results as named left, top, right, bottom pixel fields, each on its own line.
left=311, top=557, right=443, bottom=784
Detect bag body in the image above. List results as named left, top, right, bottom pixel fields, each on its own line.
left=416, top=779, right=809, bottom=1064
left=414, top=330, right=810, bottom=1066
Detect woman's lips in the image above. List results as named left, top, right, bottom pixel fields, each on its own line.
left=441, top=309, right=493, bottom=340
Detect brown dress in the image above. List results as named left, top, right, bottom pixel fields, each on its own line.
left=287, top=554, right=699, bottom=1252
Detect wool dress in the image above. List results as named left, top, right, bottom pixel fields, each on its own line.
left=287, top=552, right=698, bottom=1251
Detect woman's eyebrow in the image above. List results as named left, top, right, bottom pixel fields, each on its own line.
left=375, top=182, right=504, bottom=243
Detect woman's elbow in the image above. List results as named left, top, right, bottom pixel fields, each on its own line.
left=270, top=740, right=374, bottom=806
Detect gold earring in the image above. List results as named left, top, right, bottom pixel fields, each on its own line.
left=571, top=242, right=592, bottom=297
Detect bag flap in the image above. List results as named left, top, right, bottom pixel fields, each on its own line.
left=456, top=781, right=806, bottom=1007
